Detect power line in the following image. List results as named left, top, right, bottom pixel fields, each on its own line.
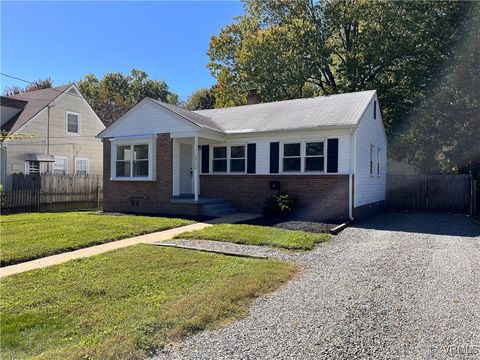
left=1, top=72, right=84, bottom=99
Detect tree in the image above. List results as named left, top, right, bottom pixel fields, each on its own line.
left=208, top=0, right=479, bottom=175
left=76, top=69, right=179, bottom=126
left=3, top=78, right=53, bottom=96
left=208, top=0, right=474, bottom=134
left=391, top=5, right=480, bottom=176
left=184, top=87, right=216, bottom=110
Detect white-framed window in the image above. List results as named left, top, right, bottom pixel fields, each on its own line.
left=305, top=141, right=325, bottom=172
left=282, top=142, right=301, bottom=172
left=66, top=111, right=80, bottom=135
left=213, top=146, right=227, bottom=172
left=26, top=161, right=40, bottom=174
left=377, top=148, right=381, bottom=176
left=369, top=144, right=375, bottom=175
left=229, top=145, right=246, bottom=173
left=280, top=140, right=326, bottom=173
left=53, top=156, right=68, bottom=174
left=110, top=136, right=156, bottom=181
left=75, top=158, right=89, bottom=175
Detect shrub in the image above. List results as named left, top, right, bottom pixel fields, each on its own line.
left=263, top=193, right=298, bottom=218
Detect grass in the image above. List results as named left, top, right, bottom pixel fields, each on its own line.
left=175, top=224, right=330, bottom=250
left=0, top=244, right=296, bottom=359
left=0, top=212, right=193, bottom=266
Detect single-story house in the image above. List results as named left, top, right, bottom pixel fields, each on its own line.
left=97, top=90, right=387, bottom=220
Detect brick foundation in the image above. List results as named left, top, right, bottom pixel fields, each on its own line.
left=200, top=175, right=349, bottom=220
left=103, top=135, right=349, bottom=220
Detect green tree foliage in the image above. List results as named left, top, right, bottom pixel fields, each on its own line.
left=208, top=0, right=478, bottom=174
left=184, top=87, right=216, bottom=110
left=3, top=78, right=53, bottom=96
left=77, top=69, right=179, bottom=126
left=392, top=7, right=480, bottom=176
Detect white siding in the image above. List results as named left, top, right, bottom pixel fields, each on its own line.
left=99, top=99, right=195, bottom=138
left=172, top=140, right=180, bottom=195
left=354, top=95, right=387, bottom=207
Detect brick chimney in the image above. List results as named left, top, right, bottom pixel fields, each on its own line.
left=246, top=89, right=260, bottom=105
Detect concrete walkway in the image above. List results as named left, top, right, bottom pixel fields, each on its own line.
left=0, top=212, right=260, bottom=278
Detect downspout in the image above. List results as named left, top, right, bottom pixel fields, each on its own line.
left=348, top=128, right=355, bottom=220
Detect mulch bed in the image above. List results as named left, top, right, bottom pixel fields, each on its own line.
left=239, top=217, right=345, bottom=234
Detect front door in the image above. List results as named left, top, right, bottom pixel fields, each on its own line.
left=179, top=143, right=193, bottom=195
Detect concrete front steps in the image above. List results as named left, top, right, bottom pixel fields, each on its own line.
left=201, top=200, right=237, bottom=217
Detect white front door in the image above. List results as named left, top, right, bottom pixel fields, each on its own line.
left=179, top=143, right=193, bottom=195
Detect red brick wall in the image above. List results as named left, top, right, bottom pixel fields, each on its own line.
left=200, top=175, right=349, bottom=220
left=103, top=136, right=349, bottom=220
left=103, top=134, right=199, bottom=215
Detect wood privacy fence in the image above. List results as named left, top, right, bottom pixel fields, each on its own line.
left=1, top=173, right=103, bottom=214
left=386, top=174, right=473, bottom=214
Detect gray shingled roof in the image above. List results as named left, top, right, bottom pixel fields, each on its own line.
left=1, top=85, right=71, bottom=134
left=149, top=99, right=224, bottom=132
left=194, top=90, right=376, bottom=133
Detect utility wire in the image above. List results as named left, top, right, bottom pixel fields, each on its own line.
left=1, top=72, right=84, bottom=99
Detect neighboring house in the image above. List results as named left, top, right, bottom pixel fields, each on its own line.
left=387, top=159, right=421, bottom=175
left=0, top=85, right=105, bottom=190
left=98, top=90, right=387, bottom=220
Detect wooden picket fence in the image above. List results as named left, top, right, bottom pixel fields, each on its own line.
left=1, top=173, right=103, bottom=214
left=386, top=174, right=473, bottom=215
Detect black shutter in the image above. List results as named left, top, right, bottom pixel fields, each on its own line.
left=201, top=145, right=209, bottom=173
left=247, top=143, right=256, bottom=174
left=327, top=138, right=339, bottom=173
left=270, top=142, right=279, bottom=173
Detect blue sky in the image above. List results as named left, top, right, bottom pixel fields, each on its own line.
left=0, top=1, right=243, bottom=100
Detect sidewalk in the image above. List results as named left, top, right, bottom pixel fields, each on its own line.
left=0, top=213, right=260, bottom=278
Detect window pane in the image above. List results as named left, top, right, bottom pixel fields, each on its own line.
left=133, top=160, right=149, bottom=177
left=283, top=158, right=301, bottom=171
left=305, top=157, right=324, bottom=171
left=230, top=159, right=245, bottom=172
left=213, top=147, right=226, bottom=159
left=116, top=161, right=131, bottom=177
left=29, top=161, right=40, bottom=174
left=213, top=159, right=227, bottom=172
left=230, top=146, right=245, bottom=158
left=67, top=114, right=79, bottom=133
left=284, top=143, right=300, bottom=157
left=133, top=144, right=148, bottom=160
left=76, top=159, right=88, bottom=174
left=117, top=146, right=130, bottom=161
left=54, top=157, right=66, bottom=174
left=306, top=142, right=324, bottom=156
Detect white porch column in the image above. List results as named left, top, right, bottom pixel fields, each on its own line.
left=193, top=135, right=199, bottom=202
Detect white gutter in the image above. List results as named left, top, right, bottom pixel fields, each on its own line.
left=348, top=129, right=355, bottom=220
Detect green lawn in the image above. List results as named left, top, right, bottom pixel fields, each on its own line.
left=175, top=224, right=330, bottom=250
left=0, top=212, right=193, bottom=266
left=1, top=244, right=296, bottom=359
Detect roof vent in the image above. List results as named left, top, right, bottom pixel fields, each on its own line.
left=247, top=89, right=260, bottom=105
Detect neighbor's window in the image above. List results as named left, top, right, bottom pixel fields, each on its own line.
left=75, top=158, right=89, bottom=175
left=283, top=143, right=301, bottom=172
left=53, top=156, right=67, bottom=174
left=27, top=161, right=40, bottom=174
left=213, top=146, right=227, bottom=172
left=369, top=144, right=374, bottom=175
left=66, top=112, right=80, bottom=134
left=305, top=141, right=325, bottom=172
left=377, top=148, right=380, bottom=176
left=230, top=145, right=245, bottom=172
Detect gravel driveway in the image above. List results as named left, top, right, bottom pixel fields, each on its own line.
left=154, top=212, right=480, bottom=360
